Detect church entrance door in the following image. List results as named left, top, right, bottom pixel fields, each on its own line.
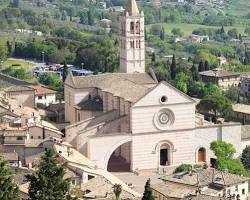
left=160, top=148, right=168, bottom=166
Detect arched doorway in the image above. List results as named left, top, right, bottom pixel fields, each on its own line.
left=159, top=143, right=171, bottom=166
left=107, top=141, right=131, bottom=172
left=198, top=147, right=206, bottom=162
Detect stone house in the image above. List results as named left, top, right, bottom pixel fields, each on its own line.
left=152, top=169, right=249, bottom=200
left=199, top=68, right=241, bottom=90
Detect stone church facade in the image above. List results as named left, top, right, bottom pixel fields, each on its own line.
left=64, top=0, right=242, bottom=172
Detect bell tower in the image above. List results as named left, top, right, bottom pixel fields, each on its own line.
left=120, top=0, right=145, bottom=73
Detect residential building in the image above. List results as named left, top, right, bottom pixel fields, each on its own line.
left=1, top=152, right=20, bottom=167
left=240, top=77, right=250, bottom=96
left=231, top=104, right=250, bottom=125
left=29, top=85, right=57, bottom=106
left=5, top=86, right=35, bottom=108
left=152, top=169, right=249, bottom=200
left=175, top=34, right=209, bottom=43
left=199, top=68, right=241, bottom=90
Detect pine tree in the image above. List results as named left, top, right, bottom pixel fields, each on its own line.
left=26, top=149, right=74, bottom=200
left=0, top=156, right=19, bottom=200
left=170, top=54, right=177, bottom=80
left=142, top=179, right=154, bottom=200
left=204, top=60, right=209, bottom=71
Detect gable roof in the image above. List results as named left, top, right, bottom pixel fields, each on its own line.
left=29, top=85, right=56, bottom=96
left=162, top=169, right=249, bottom=187
left=5, top=85, right=34, bottom=93
left=133, top=81, right=196, bottom=106
left=199, top=69, right=240, bottom=78
left=66, top=73, right=157, bottom=103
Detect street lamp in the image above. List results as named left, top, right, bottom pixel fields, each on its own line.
left=81, top=62, right=84, bottom=71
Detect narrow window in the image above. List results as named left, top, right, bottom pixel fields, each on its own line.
left=130, top=22, right=134, bottom=34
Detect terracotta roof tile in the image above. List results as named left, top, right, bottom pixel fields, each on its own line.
left=29, top=85, right=57, bottom=96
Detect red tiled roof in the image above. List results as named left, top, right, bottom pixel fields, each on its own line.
left=29, top=85, right=57, bottom=96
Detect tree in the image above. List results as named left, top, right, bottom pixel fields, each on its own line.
left=26, top=149, right=74, bottom=200
left=210, top=141, right=236, bottom=160
left=113, top=184, right=122, bottom=200
left=224, top=86, right=240, bottom=103
left=87, top=7, right=94, bottom=25
left=190, top=65, right=199, bottom=81
left=227, top=28, right=238, bottom=39
left=220, top=25, right=225, bottom=34
left=0, top=156, right=20, bottom=200
left=245, top=27, right=250, bottom=36
left=142, top=179, right=154, bottom=200
left=62, top=63, right=68, bottom=82
left=151, top=52, right=156, bottom=62
left=197, top=94, right=232, bottom=122
left=160, top=27, right=165, bottom=40
left=170, top=54, right=176, bottom=80
left=79, top=11, right=88, bottom=24
left=241, top=146, right=250, bottom=171
left=210, top=141, right=248, bottom=176
left=171, top=28, right=183, bottom=37
left=198, top=60, right=205, bottom=72
left=204, top=60, right=209, bottom=71
left=0, top=40, right=8, bottom=61
left=175, top=72, right=191, bottom=94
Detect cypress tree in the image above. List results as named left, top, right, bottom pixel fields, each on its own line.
left=151, top=52, right=156, bottom=62
left=26, top=149, right=75, bottom=200
left=62, top=62, right=68, bottom=82
left=220, top=25, right=225, bottom=34
left=204, top=60, right=209, bottom=71
left=170, top=54, right=177, bottom=80
left=142, top=179, right=154, bottom=200
left=0, top=156, right=19, bottom=200
left=160, top=27, right=165, bottom=40
left=198, top=60, right=205, bottom=72
left=191, top=64, right=199, bottom=81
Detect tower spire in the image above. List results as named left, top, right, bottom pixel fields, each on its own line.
left=126, top=0, right=140, bottom=16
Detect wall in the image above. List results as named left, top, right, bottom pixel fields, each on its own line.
left=132, top=83, right=195, bottom=134
left=194, top=124, right=242, bottom=163
left=132, top=129, right=196, bottom=171
left=7, top=90, right=35, bottom=108
left=29, top=126, right=62, bottom=139
left=64, top=85, right=97, bottom=123
left=35, top=94, right=56, bottom=106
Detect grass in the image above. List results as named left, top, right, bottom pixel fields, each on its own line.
left=3, top=59, right=35, bottom=70
left=146, top=23, right=246, bottom=36
left=225, top=0, right=250, bottom=16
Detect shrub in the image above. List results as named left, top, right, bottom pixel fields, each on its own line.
left=174, top=164, right=192, bottom=173
left=11, top=63, right=21, bottom=67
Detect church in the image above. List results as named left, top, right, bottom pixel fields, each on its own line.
left=64, top=0, right=242, bottom=173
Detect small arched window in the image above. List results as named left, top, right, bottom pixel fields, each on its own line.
left=130, top=22, right=135, bottom=34
left=198, top=148, right=206, bottom=162
left=136, top=21, right=140, bottom=34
